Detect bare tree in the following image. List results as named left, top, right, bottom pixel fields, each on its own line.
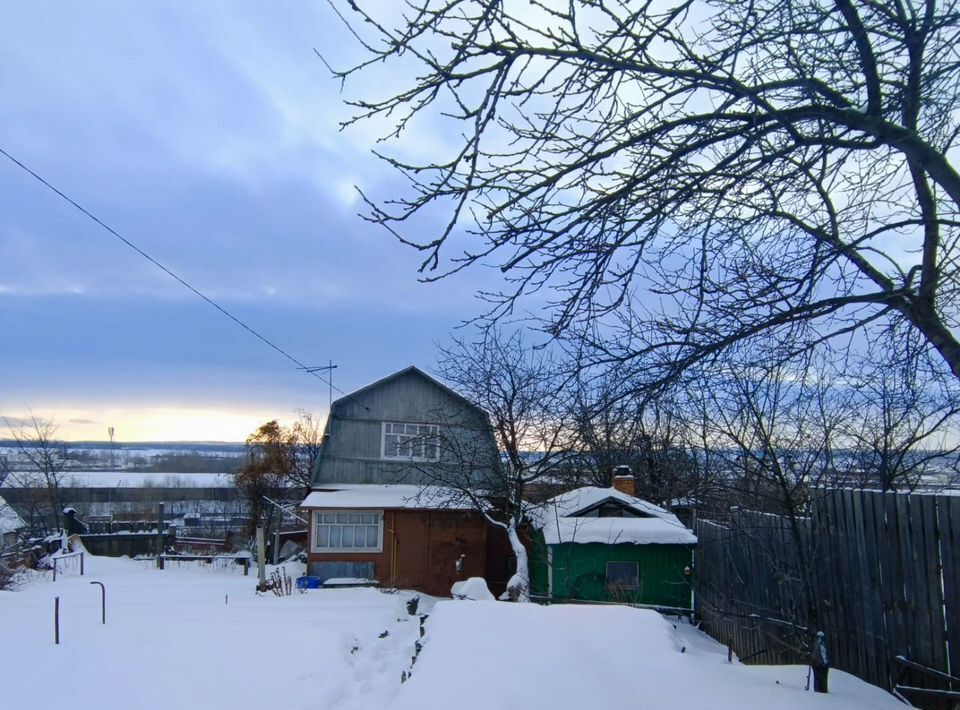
left=412, top=328, right=575, bottom=600
left=330, top=0, right=960, bottom=392
left=842, top=329, right=960, bottom=491
left=1, top=414, right=69, bottom=535
left=569, top=371, right=700, bottom=505
left=696, top=357, right=846, bottom=516
left=686, top=354, right=848, bottom=692
left=290, top=409, right=323, bottom=491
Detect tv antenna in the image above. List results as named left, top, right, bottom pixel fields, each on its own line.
left=299, top=360, right=338, bottom=413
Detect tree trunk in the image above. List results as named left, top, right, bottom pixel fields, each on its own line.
left=504, top=519, right=530, bottom=602
left=899, top=302, right=960, bottom=381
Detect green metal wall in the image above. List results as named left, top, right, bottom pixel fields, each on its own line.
left=530, top=532, right=694, bottom=609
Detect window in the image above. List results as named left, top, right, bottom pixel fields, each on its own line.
left=606, top=561, right=640, bottom=589
left=381, top=422, right=440, bottom=461
left=313, top=511, right=383, bottom=552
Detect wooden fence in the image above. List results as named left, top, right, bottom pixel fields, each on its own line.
left=695, top=489, right=960, bottom=704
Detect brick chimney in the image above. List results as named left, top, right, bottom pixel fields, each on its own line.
left=611, top=465, right=636, bottom=497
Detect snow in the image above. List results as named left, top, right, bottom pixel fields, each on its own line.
left=0, top=555, right=902, bottom=710
left=545, top=515, right=698, bottom=545
left=0, top=493, right=26, bottom=533
left=450, top=577, right=494, bottom=601
left=1, top=471, right=235, bottom=488
left=301, top=484, right=473, bottom=510
left=534, top=486, right=677, bottom=520
left=530, top=486, right=697, bottom=546
left=392, top=602, right=904, bottom=710
left=0, top=555, right=427, bottom=710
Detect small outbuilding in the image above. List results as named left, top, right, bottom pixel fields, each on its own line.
left=528, top=475, right=697, bottom=609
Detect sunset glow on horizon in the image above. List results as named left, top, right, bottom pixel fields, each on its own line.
left=0, top=404, right=326, bottom=443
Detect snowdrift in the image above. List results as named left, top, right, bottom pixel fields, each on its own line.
left=391, top=602, right=904, bottom=710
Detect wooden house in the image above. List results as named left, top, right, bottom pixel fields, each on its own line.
left=300, top=366, right=506, bottom=596
left=528, top=474, right=697, bottom=609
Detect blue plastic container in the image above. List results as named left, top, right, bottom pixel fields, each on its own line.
left=296, top=575, right=322, bottom=590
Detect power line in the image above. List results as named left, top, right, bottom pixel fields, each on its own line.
left=0, top=146, right=368, bottom=410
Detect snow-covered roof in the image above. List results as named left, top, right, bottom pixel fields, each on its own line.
left=535, top=486, right=676, bottom=520
left=301, top=484, right=474, bottom=510
left=530, top=486, right=696, bottom=546
left=0, top=494, right=26, bottom=534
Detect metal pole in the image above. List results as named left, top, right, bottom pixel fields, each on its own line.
left=90, top=581, right=106, bottom=624
left=273, top=529, right=281, bottom=565
left=80, top=552, right=84, bottom=576
left=156, top=502, right=165, bottom=570
left=54, top=596, right=60, bottom=645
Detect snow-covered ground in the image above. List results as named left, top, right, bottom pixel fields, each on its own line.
left=0, top=555, right=903, bottom=710
left=398, top=603, right=903, bottom=710
left=0, top=471, right=235, bottom=488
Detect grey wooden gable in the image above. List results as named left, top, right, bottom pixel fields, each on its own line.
left=311, top=366, right=500, bottom=487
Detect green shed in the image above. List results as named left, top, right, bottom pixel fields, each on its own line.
left=528, top=485, right=696, bottom=610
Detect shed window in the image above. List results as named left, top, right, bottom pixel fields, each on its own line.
left=381, top=422, right=440, bottom=461
left=313, top=511, right=383, bottom=552
left=606, top=561, right=640, bottom=589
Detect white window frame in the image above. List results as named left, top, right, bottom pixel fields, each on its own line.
left=380, top=421, right=440, bottom=462
left=311, top=510, right=384, bottom=553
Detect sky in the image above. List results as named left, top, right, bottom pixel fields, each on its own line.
left=0, top=1, right=498, bottom=442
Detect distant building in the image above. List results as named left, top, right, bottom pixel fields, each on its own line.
left=0, top=493, right=26, bottom=550
left=301, top=366, right=507, bottom=596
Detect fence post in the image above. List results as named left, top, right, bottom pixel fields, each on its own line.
left=811, top=631, right=830, bottom=693
left=80, top=552, right=84, bottom=576
left=54, top=596, right=60, bottom=645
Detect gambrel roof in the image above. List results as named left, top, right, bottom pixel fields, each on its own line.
left=331, top=365, right=487, bottom=418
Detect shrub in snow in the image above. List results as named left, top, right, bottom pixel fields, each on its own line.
left=451, top=577, right=494, bottom=601
left=0, top=562, right=16, bottom=591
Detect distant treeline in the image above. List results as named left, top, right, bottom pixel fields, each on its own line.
left=0, top=441, right=245, bottom=474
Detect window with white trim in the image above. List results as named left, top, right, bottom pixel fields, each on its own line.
left=381, top=422, right=440, bottom=461
left=313, top=511, right=383, bottom=552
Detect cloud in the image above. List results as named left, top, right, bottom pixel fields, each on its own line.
left=0, top=1, right=507, bottom=440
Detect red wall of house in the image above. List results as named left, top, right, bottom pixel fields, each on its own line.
left=304, top=508, right=489, bottom=597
